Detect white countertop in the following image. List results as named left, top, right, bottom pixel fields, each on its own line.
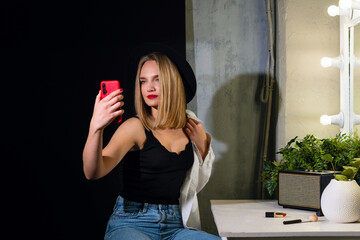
left=210, top=200, right=360, bottom=238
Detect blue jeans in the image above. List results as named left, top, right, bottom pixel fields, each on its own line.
left=105, top=195, right=220, bottom=240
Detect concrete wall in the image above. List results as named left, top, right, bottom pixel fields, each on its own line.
left=186, top=0, right=268, bottom=235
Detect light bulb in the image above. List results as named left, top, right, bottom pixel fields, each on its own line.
left=339, top=0, right=352, bottom=9
left=321, top=57, right=332, bottom=68
left=320, top=56, right=342, bottom=68
left=320, top=113, right=344, bottom=127
left=320, top=115, right=331, bottom=125
left=328, top=5, right=340, bottom=16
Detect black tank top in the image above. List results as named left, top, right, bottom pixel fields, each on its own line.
left=121, top=129, right=194, bottom=204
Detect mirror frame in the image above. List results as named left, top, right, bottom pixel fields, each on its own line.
left=342, top=10, right=360, bottom=134
left=349, top=10, right=360, bottom=133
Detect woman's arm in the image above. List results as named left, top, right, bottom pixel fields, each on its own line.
left=82, top=89, right=143, bottom=180
left=83, top=117, right=144, bottom=180
left=83, top=125, right=105, bottom=180
left=82, top=89, right=123, bottom=179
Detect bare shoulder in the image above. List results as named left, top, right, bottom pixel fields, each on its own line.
left=114, top=117, right=144, bottom=135
left=112, top=117, right=146, bottom=148
left=120, top=117, right=143, bottom=129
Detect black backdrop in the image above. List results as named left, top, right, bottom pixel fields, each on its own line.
left=3, top=1, right=185, bottom=239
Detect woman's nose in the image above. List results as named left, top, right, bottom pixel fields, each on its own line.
left=147, top=82, right=155, bottom=91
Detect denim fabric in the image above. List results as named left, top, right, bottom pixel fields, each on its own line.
left=105, top=196, right=220, bottom=240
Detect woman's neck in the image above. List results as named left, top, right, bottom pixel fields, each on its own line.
left=151, top=107, right=158, bottom=119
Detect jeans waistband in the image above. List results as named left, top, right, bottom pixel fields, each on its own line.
left=117, top=195, right=179, bottom=212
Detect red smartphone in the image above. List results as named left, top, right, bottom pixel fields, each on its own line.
left=100, top=80, right=122, bottom=123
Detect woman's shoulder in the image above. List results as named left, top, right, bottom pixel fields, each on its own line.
left=113, top=117, right=146, bottom=149
left=120, top=117, right=144, bottom=131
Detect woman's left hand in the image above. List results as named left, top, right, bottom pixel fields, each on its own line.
left=184, top=118, right=209, bottom=161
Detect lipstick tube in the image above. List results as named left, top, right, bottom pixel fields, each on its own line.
left=265, top=212, right=287, bottom=218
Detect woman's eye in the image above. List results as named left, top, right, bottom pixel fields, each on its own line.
left=155, top=78, right=159, bottom=82
left=140, top=80, right=146, bottom=84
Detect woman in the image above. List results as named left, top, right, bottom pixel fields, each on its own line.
left=83, top=46, right=219, bottom=240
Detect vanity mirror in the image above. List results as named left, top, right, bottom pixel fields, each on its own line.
left=321, top=2, right=360, bottom=134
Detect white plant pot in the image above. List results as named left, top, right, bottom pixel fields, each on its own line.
left=321, top=179, right=360, bottom=223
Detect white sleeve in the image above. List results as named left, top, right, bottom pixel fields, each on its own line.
left=192, top=135, right=215, bottom=193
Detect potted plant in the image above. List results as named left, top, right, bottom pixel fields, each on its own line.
left=320, top=157, right=360, bottom=223
left=262, top=133, right=360, bottom=197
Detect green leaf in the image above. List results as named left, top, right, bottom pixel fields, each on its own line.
left=350, top=159, right=360, bottom=168
left=341, top=168, right=354, bottom=179
left=335, top=174, right=349, bottom=181
left=273, top=161, right=281, bottom=167
left=265, top=179, right=277, bottom=197
left=322, top=154, right=333, bottom=162
left=343, top=166, right=357, bottom=172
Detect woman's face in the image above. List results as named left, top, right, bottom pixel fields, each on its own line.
left=140, top=60, right=160, bottom=109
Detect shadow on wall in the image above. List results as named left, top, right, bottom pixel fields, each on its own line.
left=197, top=73, right=279, bottom=235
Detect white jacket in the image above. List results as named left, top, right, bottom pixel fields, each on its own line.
left=180, top=110, right=215, bottom=229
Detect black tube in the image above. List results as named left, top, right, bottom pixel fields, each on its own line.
left=283, top=219, right=302, bottom=225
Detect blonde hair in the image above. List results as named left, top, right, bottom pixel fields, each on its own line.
left=134, top=52, right=187, bottom=130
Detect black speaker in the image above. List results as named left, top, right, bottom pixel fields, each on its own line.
left=278, top=170, right=336, bottom=214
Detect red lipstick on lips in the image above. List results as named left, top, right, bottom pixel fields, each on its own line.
left=147, top=94, right=158, bottom=99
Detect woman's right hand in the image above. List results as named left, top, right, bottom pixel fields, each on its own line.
left=90, top=89, right=124, bottom=131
